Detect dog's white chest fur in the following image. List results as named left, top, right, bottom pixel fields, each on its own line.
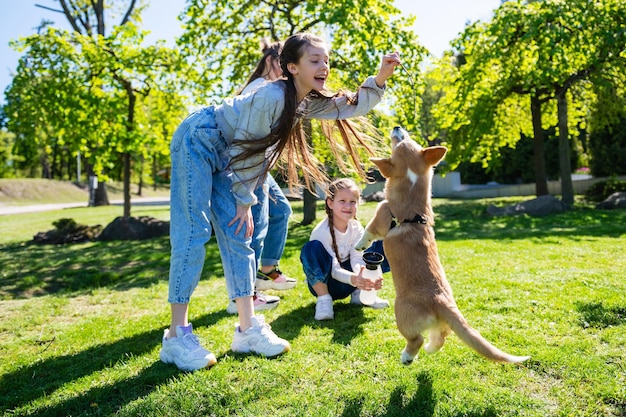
left=407, top=168, right=418, bottom=185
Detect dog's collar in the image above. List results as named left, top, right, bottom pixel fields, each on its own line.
left=402, top=213, right=428, bottom=224
left=388, top=207, right=428, bottom=230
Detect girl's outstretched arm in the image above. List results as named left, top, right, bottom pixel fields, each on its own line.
left=374, top=52, right=401, bottom=88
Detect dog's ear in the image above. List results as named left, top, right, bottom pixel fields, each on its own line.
left=423, top=146, right=447, bottom=166
left=371, top=158, right=394, bottom=178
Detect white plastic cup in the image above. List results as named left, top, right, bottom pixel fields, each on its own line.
left=359, top=252, right=384, bottom=305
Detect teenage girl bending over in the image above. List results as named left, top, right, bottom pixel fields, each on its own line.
left=242, top=40, right=297, bottom=296
left=160, top=33, right=401, bottom=371
left=300, top=178, right=390, bottom=321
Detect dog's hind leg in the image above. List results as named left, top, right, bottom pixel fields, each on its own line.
left=424, top=326, right=450, bottom=354
left=396, top=304, right=433, bottom=365
left=401, top=334, right=424, bottom=365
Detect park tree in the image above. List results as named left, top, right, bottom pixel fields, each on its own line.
left=587, top=71, right=626, bottom=176
left=586, top=43, right=626, bottom=177
left=177, top=0, right=426, bottom=224
left=0, top=129, right=17, bottom=178
left=4, top=0, right=186, bottom=218
left=433, top=0, right=626, bottom=205
left=6, top=29, right=91, bottom=181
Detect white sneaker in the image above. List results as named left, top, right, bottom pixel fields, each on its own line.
left=226, top=292, right=280, bottom=314
left=350, top=289, right=390, bottom=309
left=231, top=315, right=291, bottom=357
left=159, top=324, right=217, bottom=371
left=314, top=295, right=334, bottom=320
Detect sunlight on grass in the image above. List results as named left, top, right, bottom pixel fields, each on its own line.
left=0, top=198, right=624, bottom=416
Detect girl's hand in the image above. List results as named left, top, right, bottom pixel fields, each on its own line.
left=374, top=51, right=401, bottom=88
left=228, top=204, right=254, bottom=238
left=352, top=266, right=384, bottom=291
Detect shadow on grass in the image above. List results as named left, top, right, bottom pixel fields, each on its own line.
left=2, top=200, right=624, bottom=300
left=575, top=301, right=626, bottom=328
left=0, top=302, right=370, bottom=415
left=270, top=302, right=369, bottom=345
left=339, top=371, right=499, bottom=417
left=0, top=309, right=230, bottom=416
left=0, top=235, right=224, bottom=300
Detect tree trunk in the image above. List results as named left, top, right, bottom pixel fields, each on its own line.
left=557, top=92, right=574, bottom=206
left=40, top=154, right=51, bottom=179
left=123, top=152, right=131, bottom=218
left=50, top=140, right=59, bottom=179
left=137, top=154, right=144, bottom=197
left=94, top=181, right=110, bottom=206
left=152, top=155, right=158, bottom=191
left=119, top=76, right=136, bottom=218
left=84, top=160, right=110, bottom=206
left=301, top=119, right=317, bottom=225
left=302, top=188, right=317, bottom=225
left=530, top=95, right=549, bottom=196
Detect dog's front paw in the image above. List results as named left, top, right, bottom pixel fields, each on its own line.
left=355, top=232, right=373, bottom=251
left=355, top=238, right=369, bottom=251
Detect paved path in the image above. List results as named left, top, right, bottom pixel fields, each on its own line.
left=0, top=197, right=170, bottom=216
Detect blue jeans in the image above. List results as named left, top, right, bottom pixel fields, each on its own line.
left=300, top=239, right=389, bottom=300
left=251, top=174, right=292, bottom=268
left=168, top=107, right=256, bottom=303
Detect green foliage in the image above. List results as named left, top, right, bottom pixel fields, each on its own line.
left=459, top=128, right=580, bottom=184
left=0, top=129, right=19, bottom=178
left=4, top=1, right=187, bottom=212
left=588, top=116, right=626, bottom=177
left=431, top=0, right=626, bottom=189
left=584, top=178, right=626, bottom=202
left=178, top=0, right=427, bottom=132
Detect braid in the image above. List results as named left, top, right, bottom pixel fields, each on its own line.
left=325, top=178, right=360, bottom=262
left=326, top=198, right=340, bottom=261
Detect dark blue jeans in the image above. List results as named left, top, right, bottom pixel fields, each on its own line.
left=300, top=239, right=389, bottom=300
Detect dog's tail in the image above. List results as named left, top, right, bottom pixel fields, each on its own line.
left=441, top=307, right=530, bottom=363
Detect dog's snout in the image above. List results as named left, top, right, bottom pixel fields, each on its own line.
left=391, top=126, right=407, bottom=144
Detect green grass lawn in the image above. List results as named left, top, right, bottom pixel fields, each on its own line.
left=0, top=197, right=624, bottom=416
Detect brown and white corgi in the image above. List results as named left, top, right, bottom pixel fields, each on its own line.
left=356, top=127, right=530, bottom=365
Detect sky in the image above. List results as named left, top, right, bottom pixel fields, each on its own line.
left=0, top=0, right=501, bottom=105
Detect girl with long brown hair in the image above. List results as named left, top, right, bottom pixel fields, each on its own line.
left=161, top=32, right=400, bottom=371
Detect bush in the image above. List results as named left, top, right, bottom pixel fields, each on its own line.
left=584, top=178, right=626, bottom=202
left=458, top=128, right=577, bottom=184
left=588, top=118, right=626, bottom=177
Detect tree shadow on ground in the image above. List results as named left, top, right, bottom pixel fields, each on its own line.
left=0, top=309, right=229, bottom=416
left=575, top=301, right=626, bottom=328
left=270, top=302, right=369, bottom=346
left=0, top=234, right=224, bottom=300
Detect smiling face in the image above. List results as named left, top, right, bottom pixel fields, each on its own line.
left=327, top=187, right=360, bottom=230
left=288, top=44, right=329, bottom=101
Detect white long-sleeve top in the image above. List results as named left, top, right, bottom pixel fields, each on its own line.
left=309, top=218, right=365, bottom=285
